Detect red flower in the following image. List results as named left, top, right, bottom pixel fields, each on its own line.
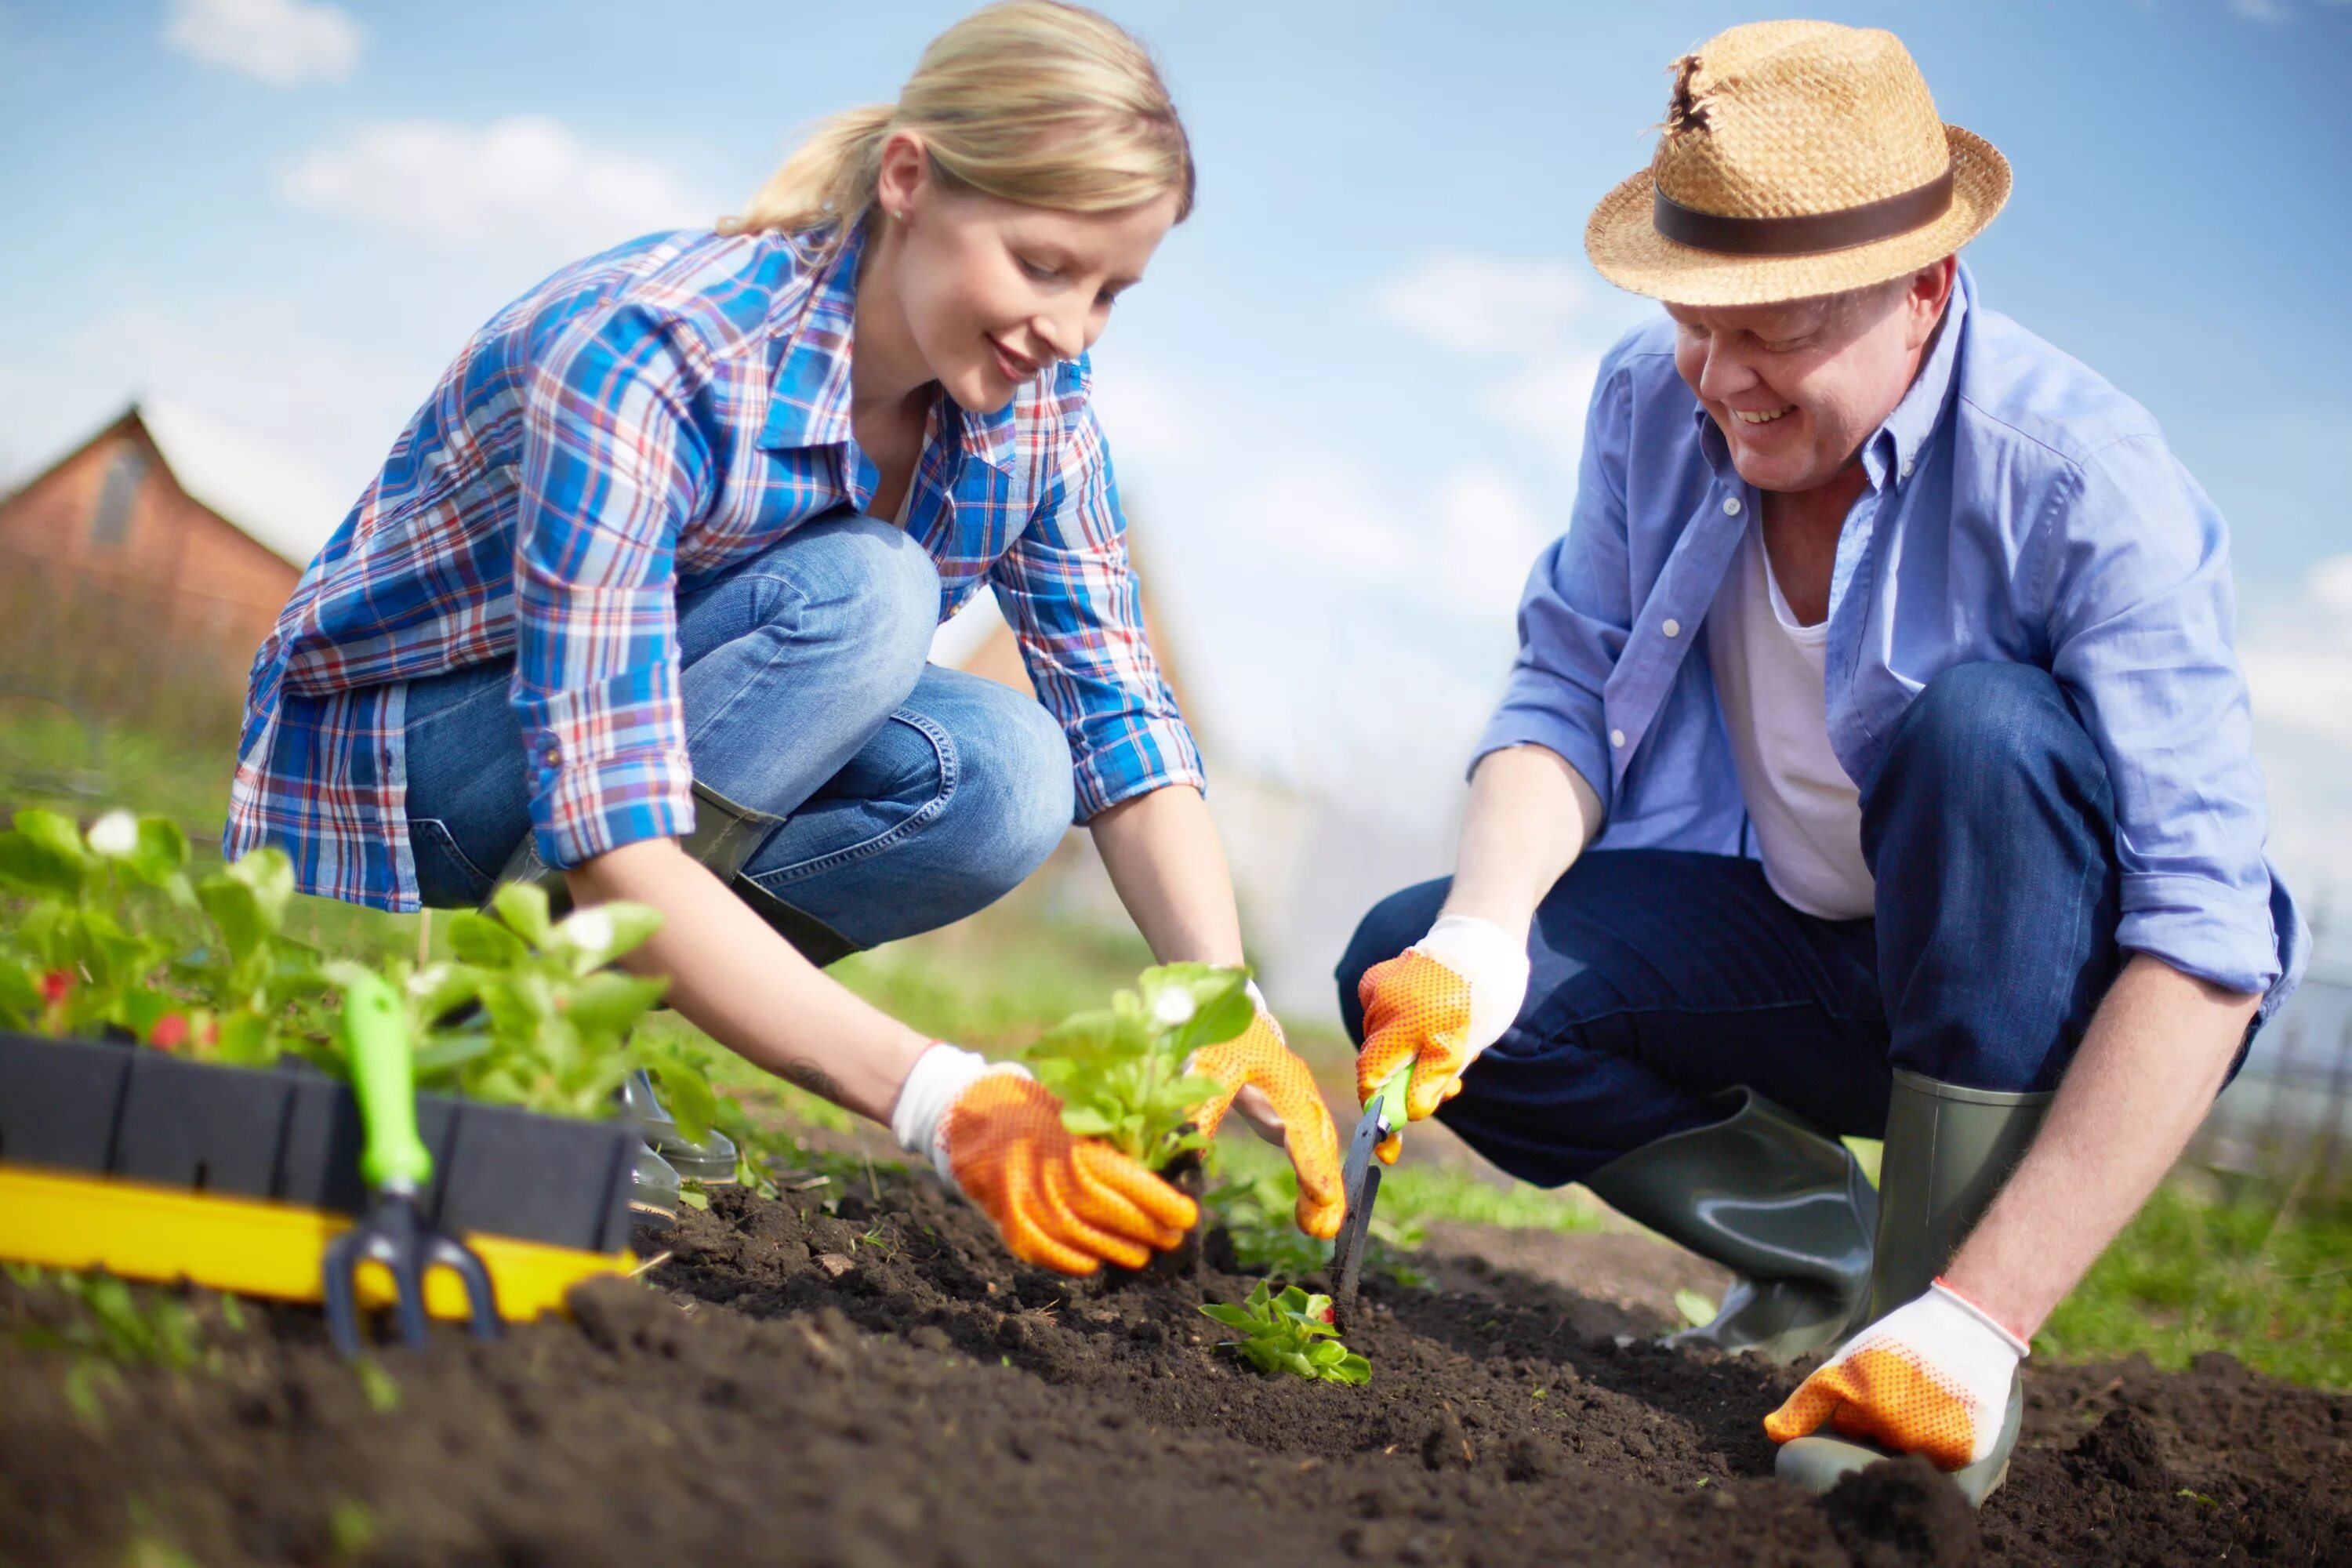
left=201, top=1018, right=220, bottom=1046
left=38, top=970, right=73, bottom=1006
left=1319, top=1304, right=1337, bottom=1325
left=149, top=1013, right=190, bottom=1051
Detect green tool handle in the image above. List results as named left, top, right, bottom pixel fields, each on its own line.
left=1372, top=1062, right=1413, bottom=1134
left=340, top=969, right=432, bottom=1196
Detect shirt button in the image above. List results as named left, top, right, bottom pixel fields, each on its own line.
left=1900, top=457, right=1915, bottom=479
left=1610, top=729, right=1627, bottom=749
left=1722, top=496, right=1742, bottom=516
left=542, top=747, right=560, bottom=766
left=1662, top=619, right=1681, bottom=639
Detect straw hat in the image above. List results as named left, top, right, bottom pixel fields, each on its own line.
left=1585, top=20, right=2009, bottom=307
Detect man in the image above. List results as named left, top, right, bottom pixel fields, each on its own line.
left=1337, top=20, right=2304, bottom=1504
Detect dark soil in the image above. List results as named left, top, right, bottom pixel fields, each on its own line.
left=2, top=1171, right=2346, bottom=1567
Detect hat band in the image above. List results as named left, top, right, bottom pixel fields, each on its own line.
left=1653, top=165, right=1955, bottom=257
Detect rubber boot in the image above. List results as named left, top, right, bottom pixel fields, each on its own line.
left=1775, top=1069, right=2053, bottom=1507
left=620, top=1067, right=739, bottom=1184
left=631, top=1141, right=682, bottom=1230
left=1582, top=1087, right=1878, bottom=1363
left=485, top=780, right=859, bottom=964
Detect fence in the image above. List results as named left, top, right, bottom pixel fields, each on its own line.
left=2192, top=971, right=2352, bottom=1192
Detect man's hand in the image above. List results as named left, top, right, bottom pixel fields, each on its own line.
left=1190, top=1007, right=1345, bottom=1240
left=1354, top=915, right=1530, bottom=1162
left=1763, top=1279, right=2027, bottom=1471
left=892, top=1044, right=1197, bottom=1275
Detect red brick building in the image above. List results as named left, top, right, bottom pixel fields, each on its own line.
left=0, top=406, right=309, bottom=691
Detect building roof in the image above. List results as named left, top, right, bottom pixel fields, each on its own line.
left=5, top=402, right=347, bottom=570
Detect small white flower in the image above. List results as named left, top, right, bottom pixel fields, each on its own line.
left=561, top=907, right=615, bottom=954
left=406, top=964, right=446, bottom=997
left=1151, top=989, right=1196, bottom=1027
left=85, top=811, right=138, bottom=858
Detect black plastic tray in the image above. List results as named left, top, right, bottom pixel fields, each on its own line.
left=0, top=1031, right=634, bottom=1254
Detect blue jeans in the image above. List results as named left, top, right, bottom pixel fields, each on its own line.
left=1337, top=662, right=2242, bottom=1188
left=400, top=511, right=1075, bottom=958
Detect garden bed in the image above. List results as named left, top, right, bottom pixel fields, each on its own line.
left=3, top=1168, right=2346, bottom=1567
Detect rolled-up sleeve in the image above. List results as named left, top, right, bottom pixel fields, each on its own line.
left=510, top=304, right=713, bottom=869
left=1472, top=347, right=1633, bottom=814
left=991, top=387, right=1204, bottom=822
left=2039, top=434, right=2283, bottom=1000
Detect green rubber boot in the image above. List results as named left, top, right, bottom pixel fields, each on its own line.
left=1583, top=1087, right=1878, bottom=1363
left=486, top=780, right=859, bottom=964
left=1774, top=1069, right=2053, bottom=1506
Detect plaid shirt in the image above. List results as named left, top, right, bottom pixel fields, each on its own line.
left=227, top=225, right=1203, bottom=912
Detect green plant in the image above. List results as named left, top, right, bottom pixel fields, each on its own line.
left=1021, top=962, right=1247, bottom=1171
left=1199, top=1278, right=1370, bottom=1385
left=339, top=884, right=717, bottom=1133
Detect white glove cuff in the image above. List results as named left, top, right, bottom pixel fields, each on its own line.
left=1929, top=1278, right=2032, bottom=1359
left=890, top=1044, right=1025, bottom=1189
left=1411, top=913, right=1532, bottom=1058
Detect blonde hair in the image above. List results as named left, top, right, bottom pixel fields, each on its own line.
left=719, top=1, right=1193, bottom=246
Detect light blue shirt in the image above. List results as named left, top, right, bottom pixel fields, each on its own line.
left=1479, top=265, right=2305, bottom=1015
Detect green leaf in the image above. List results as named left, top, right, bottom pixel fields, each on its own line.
left=212, top=1011, right=276, bottom=1065
left=1198, top=1304, right=1258, bottom=1328
left=648, top=1055, right=718, bottom=1145
left=0, top=820, right=85, bottom=896
left=447, top=911, right=529, bottom=968
left=559, top=971, right=670, bottom=1038
left=224, top=848, right=294, bottom=932
left=492, top=882, right=554, bottom=948
left=196, top=876, right=268, bottom=968
left=412, top=1033, right=492, bottom=1076
left=125, top=818, right=190, bottom=887
left=1058, top=1104, right=1116, bottom=1138
left=1674, top=1289, right=1719, bottom=1329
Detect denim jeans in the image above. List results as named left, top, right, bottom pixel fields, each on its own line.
left=401, top=510, right=1075, bottom=957
left=1336, top=662, right=2245, bottom=1188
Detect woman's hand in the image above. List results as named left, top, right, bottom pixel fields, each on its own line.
left=894, top=1044, right=1198, bottom=1274
left=1189, top=1007, right=1345, bottom=1240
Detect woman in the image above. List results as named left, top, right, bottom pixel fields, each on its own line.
left=226, top=1, right=1341, bottom=1275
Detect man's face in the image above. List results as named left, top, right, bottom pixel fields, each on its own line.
left=1665, top=260, right=1954, bottom=495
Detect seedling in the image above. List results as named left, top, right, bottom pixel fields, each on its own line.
left=1199, top=1278, right=1371, bottom=1385
left=1022, top=962, right=1249, bottom=1171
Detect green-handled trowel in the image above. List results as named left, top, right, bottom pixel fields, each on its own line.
left=1327, top=1063, right=1413, bottom=1332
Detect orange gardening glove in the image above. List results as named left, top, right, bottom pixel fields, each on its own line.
left=893, top=1045, right=1200, bottom=1275
left=1354, top=915, right=1530, bottom=1163
left=1764, top=1279, right=2029, bottom=1472
left=1189, top=1006, right=1345, bottom=1240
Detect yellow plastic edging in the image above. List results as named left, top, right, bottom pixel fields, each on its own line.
left=0, top=1163, right=633, bottom=1323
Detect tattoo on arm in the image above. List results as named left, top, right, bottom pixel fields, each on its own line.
left=779, top=1057, right=848, bottom=1107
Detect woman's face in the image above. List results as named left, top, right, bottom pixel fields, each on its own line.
left=871, top=134, right=1179, bottom=413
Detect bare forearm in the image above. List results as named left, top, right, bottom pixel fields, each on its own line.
left=1442, top=746, right=1604, bottom=935
left=1943, top=953, right=2258, bottom=1340
left=1088, top=786, right=1244, bottom=966
left=566, top=838, right=931, bottom=1124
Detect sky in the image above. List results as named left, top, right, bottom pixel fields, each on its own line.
left=2, top=0, right=2350, bottom=956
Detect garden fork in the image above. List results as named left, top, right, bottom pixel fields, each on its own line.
left=321, top=968, right=500, bottom=1357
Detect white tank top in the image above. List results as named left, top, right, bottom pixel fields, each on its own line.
left=1704, top=520, right=1877, bottom=921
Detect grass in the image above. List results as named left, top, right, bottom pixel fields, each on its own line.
left=5, top=702, right=2349, bottom=1390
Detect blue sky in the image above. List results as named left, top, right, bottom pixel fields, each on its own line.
left=3, top=0, right=2349, bottom=939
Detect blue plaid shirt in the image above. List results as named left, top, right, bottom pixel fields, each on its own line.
left=1481, top=264, right=2307, bottom=1014
left=228, top=225, right=1202, bottom=911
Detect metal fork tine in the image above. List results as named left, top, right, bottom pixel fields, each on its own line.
left=430, top=1233, right=504, bottom=1342
left=322, top=1231, right=365, bottom=1358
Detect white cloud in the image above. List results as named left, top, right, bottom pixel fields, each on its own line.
left=164, top=0, right=361, bottom=87
left=278, top=117, right=717, bottom=259
left=1091, top=366, right=1191, bottom=462
left=1370, top=252, right=1650, bottom=470
left=1372, top=255, right=1599, bottom=359
left=2243, top=559, right=2352, bottom=747
left=1436, top=466, right=1550, bottom=618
